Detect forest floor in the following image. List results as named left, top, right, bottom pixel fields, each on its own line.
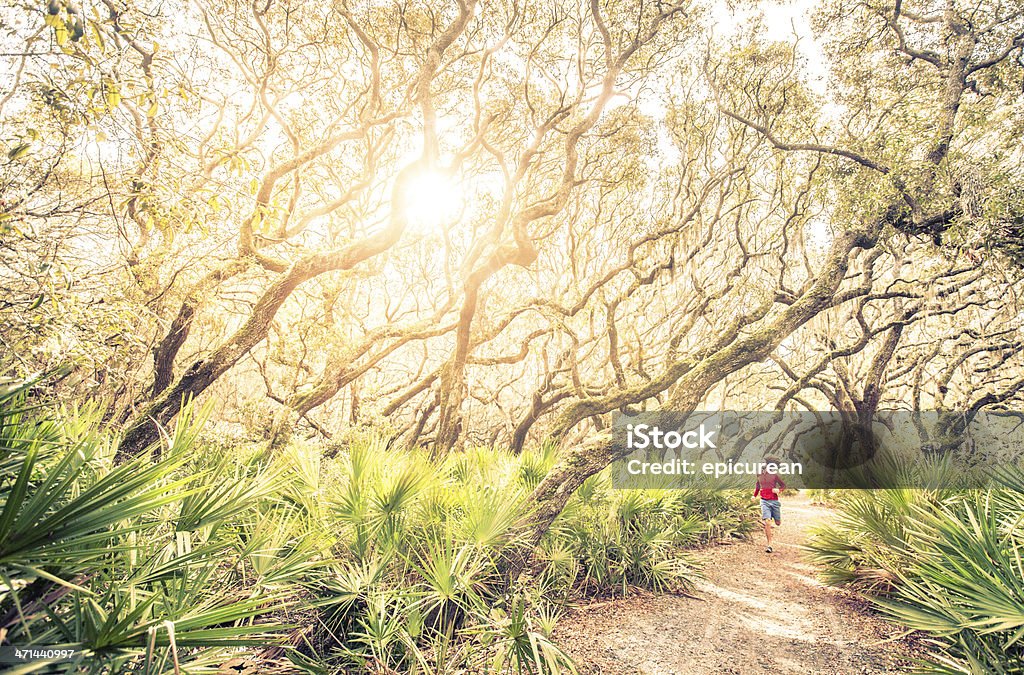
left=554, top=495, right=922, bottom=674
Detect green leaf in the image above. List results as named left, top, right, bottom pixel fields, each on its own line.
left=7, top=142, right=31, bottom=160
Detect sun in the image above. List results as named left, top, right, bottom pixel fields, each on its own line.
left=401, top=169, right=462, bottom=234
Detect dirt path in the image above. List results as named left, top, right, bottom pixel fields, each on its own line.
left=554, top=496, right=917, bottom=674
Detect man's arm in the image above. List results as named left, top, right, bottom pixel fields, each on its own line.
left=753, top=479, right=760, bottom=496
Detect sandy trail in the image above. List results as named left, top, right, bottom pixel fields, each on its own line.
left=554, top=496, right=917, bottom=674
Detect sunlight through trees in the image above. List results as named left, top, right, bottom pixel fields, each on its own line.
left=1, top=0, right=1023, bottom=669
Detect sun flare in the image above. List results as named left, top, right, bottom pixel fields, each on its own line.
left=401, top=169, right=461, bottom=233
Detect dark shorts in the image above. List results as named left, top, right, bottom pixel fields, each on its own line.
left=760, top=499, right=781, bottom=523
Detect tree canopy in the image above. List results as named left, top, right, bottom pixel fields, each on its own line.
left=2, top=0, right=1023, bottom=502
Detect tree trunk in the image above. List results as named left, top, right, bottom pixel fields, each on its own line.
left=502, top=226, right=877, bottom=585
left=116, top=214, right=413, bottom=461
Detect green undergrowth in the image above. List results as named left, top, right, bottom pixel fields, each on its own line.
left=807, top=469, right=1024, bottom=674
left=0, top=385, right=754, bottom=674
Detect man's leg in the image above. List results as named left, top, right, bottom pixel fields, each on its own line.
left=760, top=499, right=775, bottom=552
left=765, top=501, right=781, bottom=552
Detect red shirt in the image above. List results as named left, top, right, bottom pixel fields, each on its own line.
left=754, top=473, right=785, bottom=500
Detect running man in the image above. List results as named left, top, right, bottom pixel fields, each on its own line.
left=753, top=458, right=785, bottom=553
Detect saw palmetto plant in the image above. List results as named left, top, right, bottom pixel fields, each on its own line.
left=0, top=382, right=294, bottom=673
left=807, top=468, right=1024, bottom=673
left=1, top=380, right=739, bottom=673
